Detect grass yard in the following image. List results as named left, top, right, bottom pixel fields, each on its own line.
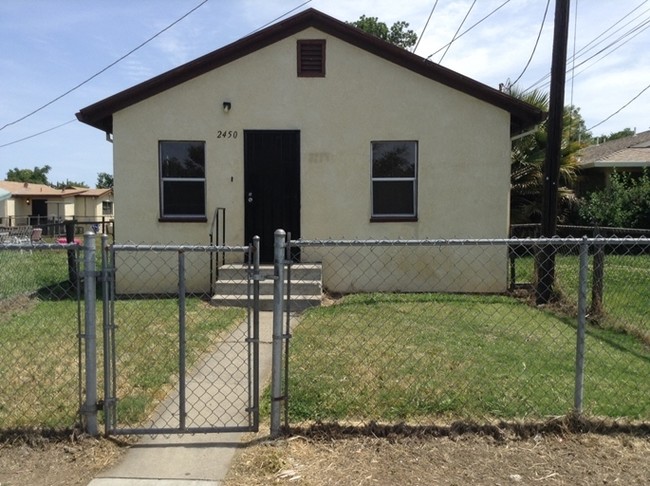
left=513, top=254, right=650, bottom=341
left=287, top=292, right=649, bottom=424
left=0, top=247, right=244, bottom=430
left=108, top=299, right=244, bottom=425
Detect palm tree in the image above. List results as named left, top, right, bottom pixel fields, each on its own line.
left=509, top=87, right=584, bottom=226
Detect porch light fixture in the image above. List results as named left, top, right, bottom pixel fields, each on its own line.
left=223, top=101, right=231, bottom=113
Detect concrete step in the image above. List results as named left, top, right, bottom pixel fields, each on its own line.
left=212, top=262, right=323, bottom=311
left=211, top=294, right=322, bottom=312
left=217, top=263, right=322, bottom=281
left=213, top=279, right=322, bottom=295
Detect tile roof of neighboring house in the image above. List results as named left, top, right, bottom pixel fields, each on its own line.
left=0, top=181, right=111, bottom=198
left=577, top=130, right=650, bottom=168
left=77, top=8, right=545, bottom=136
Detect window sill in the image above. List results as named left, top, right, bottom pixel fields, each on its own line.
left=158, top=217, right=208, bottom=223
left=370, top=216, right=418, bottom=223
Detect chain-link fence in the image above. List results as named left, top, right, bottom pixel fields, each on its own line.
left=0, top=235, right=259, bottom=436
left=0, top=240, right=82, bottom=430
left=280, top=237, right=649, bottom=429
left=103, top=242, right=259, bottom=435
left=3, top=234, right=648, bottom=435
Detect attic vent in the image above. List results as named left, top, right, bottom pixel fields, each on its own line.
left=297, top=40, right=326, bottom=77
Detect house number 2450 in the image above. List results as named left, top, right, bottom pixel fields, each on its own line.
left=217, top=130, right=238, bottom=139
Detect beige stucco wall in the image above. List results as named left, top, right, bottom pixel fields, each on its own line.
left=112, top=27, right=511, bottom=294
left=74, top=194, right=113, bottom=219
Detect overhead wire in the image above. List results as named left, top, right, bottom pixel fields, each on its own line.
left=0, top=120, right=77, bottom=149
left=524, top=2, right=650, bottom=93
left=438, top=0, right=477, bottom=63
left=0, top=0, right=209, bottom=133
left=248, top=0, right=312, bottom=34
left=426, top=0, right=511, bottom=60
left=587, top=82, right=650, bottom=131
left=0, top=0, right=312, bottom=150
left=510, top=0, right=551, bottom=87
left=413, top=0, right=439, bottom=53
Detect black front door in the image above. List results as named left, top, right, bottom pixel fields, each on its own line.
left=244, top=130, right=300, bottom=262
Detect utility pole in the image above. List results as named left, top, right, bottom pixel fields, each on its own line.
left=537, top=0, right=571, bottom=304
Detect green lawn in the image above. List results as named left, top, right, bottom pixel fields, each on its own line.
left=287, top=292, right=649, bottom=424
left=513, top=254, right=650, bottom=340
left=0, top=247, right=244, bottom=430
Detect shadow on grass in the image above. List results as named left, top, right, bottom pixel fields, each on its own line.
left=34, top=280, right=80, bottom=301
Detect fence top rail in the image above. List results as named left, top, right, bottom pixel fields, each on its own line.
left=289, top=237, right=650, bottom=247
left=0, top=242, right=80, bottom=250
left=110, top=243, right=250, bottom=253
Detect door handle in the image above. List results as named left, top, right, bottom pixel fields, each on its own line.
left=247, top=192, right=253, bottom=203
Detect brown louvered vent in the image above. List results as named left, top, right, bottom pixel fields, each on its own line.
left=297, top=40, right=326, bottom=77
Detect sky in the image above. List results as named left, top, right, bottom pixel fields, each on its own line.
left=1, top=0, right=649, bottom=187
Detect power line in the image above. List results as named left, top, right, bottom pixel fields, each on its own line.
left=426, top=0, right=511, bottom=60
left=0, top=120, right=77, bottom=149
left=249, top=0, right=312, bottom=34
left=587, top=82, right=650, bottom=131
left=0, top=0, right=316, bottom=150
left=0, top=0, right=209, bottom=133
left=438, top=0, right=477, bottom=63
left=413, top=0, right=439, bottom=53
left=511, top=0, right=551, bottom=87
left=524, top=3, right=650, bottom=93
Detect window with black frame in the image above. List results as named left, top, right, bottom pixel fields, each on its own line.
left=371, top=141, right=417, bottom=220
left=159, top=141, right=206, bottom=220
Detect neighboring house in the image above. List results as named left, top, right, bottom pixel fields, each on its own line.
left=576, top=130, right=650, bottom=196
left=0, top=180, right=113, bottom=226
left=76, top=8, right=543, bottom=294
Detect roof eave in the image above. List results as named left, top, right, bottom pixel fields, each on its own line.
left=76, top=8, right=545, bottom=135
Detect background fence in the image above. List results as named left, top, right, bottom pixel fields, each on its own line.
left=0, top=241, right=82, bottom=430
left=281, top=237, right=649, bottom=428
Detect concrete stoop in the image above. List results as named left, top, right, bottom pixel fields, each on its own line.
left=211, top=263, right=322, bottom=311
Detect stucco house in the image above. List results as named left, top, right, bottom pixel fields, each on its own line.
left=576, top=130, right=650, bottom=196
left=0, top=180, right=113, bottom=227
left=77, top=8, right=543, bottom=294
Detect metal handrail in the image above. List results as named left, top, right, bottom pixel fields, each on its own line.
left=209, top=207, right=226, bottom=294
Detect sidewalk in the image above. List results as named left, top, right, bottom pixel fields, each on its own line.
left=88, top=311, right=275, bottom=486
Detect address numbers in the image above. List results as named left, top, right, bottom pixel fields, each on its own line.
left=217, top=130, right=238, bottom=139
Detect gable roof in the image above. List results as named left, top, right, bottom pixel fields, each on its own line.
left=76, top=8, right=545, bottom=136
left=577, top=130, right=650, bottom=168
left=0, top=181, right=85, bottom=197
left=0, top=181, right=111, bottom=198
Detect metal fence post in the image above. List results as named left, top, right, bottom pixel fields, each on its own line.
left=178, top=250, right=187, bottom=431
left=83, top=231, right=99, bottom=435
left=100, top=233, right=112, bottom=435
left=271, top=229, right=286, bottom=437
left=252, top=236, right=261, bottom=430
left=574, top=236, right=589, bottom=414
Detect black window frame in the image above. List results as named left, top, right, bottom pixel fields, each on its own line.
left=159, top=140, right=207, bottom=222
left=370, top=140, right=418, bottom=221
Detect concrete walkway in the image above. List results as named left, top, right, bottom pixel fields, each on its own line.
left=88, top=311, right=275, bottom=486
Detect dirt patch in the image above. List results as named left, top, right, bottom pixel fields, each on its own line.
left=0, top=430, right=130, bottom=486
left=225, top=423, right=650, bottom=485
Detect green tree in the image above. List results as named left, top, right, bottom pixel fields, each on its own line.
left=509, top=87, right=584, bottom=225
left=579, top=168, right=650, bottom=228
left=53, top=179, right=88, bottom=189
left=348, top=15, right=417, bottom=49
left=96, top=172, right=114, bottom=189
left=6, top=165, right=51, bottom=185
left=593, top=127, right=636, bottom=144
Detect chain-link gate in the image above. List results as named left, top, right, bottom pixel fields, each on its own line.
left=101, top=242, right=260, bottom=435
